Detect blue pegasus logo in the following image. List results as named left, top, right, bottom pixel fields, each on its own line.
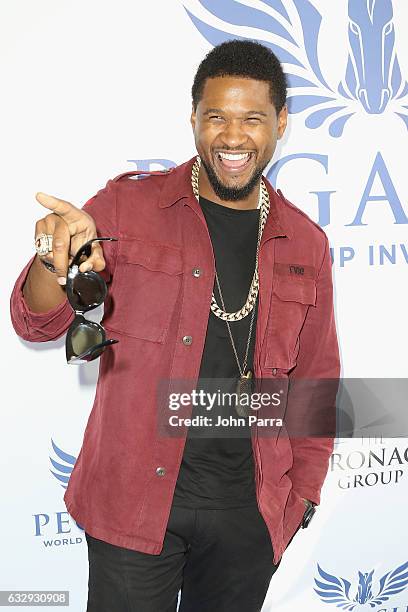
left=184, top=0, right=408, bottom=137
left=49, top=439, right=76, bottom=489
left=314, top=561, right=408, bottom=609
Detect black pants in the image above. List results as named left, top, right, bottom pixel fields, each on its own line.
left=85, top=503, right=280, bottom=612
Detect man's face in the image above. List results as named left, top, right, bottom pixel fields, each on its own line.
left=191, top=76, right=287, bottom=201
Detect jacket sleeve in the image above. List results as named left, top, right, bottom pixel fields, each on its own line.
left=285, top=234, right=341, bottom=505
left=9, top=179, right=118, bottom=343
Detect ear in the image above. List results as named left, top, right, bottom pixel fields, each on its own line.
left=277, top=105, right=288, bottom=139
left=190, top=103, right=196, bottom=131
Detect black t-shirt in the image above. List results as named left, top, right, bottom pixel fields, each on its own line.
left=172, top=195, right=260, bottom=509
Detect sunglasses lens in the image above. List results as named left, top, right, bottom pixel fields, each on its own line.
left=71, top=322, right=104, bottom=357
left=66, top=316, right=119, bottom=364
left=70, top=273, right=106, bottom=310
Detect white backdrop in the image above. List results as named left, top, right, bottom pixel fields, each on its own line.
left=3, top=1, right=408, bottom=610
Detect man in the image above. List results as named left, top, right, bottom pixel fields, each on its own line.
left=10, top=40, right=340, bottom=611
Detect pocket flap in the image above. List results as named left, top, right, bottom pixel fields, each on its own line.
left=274, top=276, right=316, bottom=306
left=121, top=240, right=183, bottom=275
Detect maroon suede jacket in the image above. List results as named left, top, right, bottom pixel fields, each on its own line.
left=10, top=157, right=340, bottom=564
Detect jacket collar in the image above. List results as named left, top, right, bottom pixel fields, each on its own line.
left=158, top=156, right=293, bottom=240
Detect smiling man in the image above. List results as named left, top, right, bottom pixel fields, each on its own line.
left=11, top=40, right=340, bottom=611
left=192, top=65, right=287, bottom=207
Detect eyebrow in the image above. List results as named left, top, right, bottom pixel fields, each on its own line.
left=245, top=110, right=268, bottom=117
left=203, top=108, right=268, bottom=117
left=203, top=108, right=224, bottom=116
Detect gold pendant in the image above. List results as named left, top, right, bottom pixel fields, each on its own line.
left=235, top=370, right=253, bottom=418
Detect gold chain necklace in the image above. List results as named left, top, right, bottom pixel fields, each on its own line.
left=191, top=155, right=270, bottom=322
left=191, top=156, right=269, bottom=417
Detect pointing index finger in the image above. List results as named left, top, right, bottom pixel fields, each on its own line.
left=35, top=192, right=76, bottom=219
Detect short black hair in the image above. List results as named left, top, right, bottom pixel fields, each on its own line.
left=192, top=39, right=287, bottom=114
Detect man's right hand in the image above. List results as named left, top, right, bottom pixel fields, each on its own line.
left=34, top=192, right=106, bottom=285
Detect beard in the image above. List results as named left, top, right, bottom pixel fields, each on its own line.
left=200, top=155, right=267, bottom=201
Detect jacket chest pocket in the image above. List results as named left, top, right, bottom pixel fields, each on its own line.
left=105, top=239, right=183, bottom=343
left=264, top=275, right=316, bottom=371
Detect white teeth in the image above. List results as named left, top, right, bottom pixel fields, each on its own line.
left=218, top=152, right=250, bottom=161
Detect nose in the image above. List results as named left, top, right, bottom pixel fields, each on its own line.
left=220, top=119, right=248, bottom=149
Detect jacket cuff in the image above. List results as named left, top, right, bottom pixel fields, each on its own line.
left=10, top=255, right=74, bottom=342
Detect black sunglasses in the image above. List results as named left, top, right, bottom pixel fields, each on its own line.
left=65, top=237, right=119, bottom=364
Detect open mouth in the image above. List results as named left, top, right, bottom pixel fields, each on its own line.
left=215, top=151, right=254, bottom=174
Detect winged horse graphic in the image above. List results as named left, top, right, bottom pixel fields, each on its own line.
left=314, top=561, right=408, bottom=609
left=184, top=0, right=408, bottom=137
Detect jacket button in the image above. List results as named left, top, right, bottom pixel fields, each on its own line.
left=192, top=267, right=201, bottom=277
left=272, top=368, right=277, bottom=375
left=156, top=466, right=166, bottom=476
left=182, top=335, right=193, bottom=345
